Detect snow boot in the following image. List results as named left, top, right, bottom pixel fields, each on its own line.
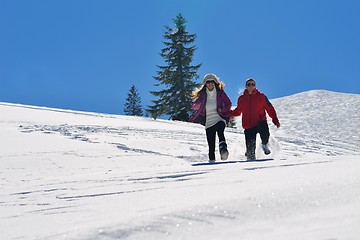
left=219, top=141, right=229, bottom=160
left=261, top=143, right=271, bottom=155
left=208, top=152, right=215, bottom=162
left=246, top=149, right=255, bottom=160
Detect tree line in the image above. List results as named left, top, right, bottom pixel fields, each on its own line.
left=124, top=14, right=200, bottom=121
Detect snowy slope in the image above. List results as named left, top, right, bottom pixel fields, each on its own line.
left=271, top=90, right=360, bottom=157
left=1, top=90, right=360, bottom=240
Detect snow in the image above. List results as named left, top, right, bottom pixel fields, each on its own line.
left=1, top=90, right=360, bottom=240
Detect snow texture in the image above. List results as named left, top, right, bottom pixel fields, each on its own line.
left=1, top=90, right=360, bottom=240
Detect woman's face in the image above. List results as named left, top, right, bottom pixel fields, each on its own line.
left=206, top=81, right=215, bottom=91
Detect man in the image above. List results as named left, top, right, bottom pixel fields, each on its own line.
left=230, top=78, right=280, bottom=160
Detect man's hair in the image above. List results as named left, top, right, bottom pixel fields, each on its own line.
left=246, top=78, right=256, bottom=85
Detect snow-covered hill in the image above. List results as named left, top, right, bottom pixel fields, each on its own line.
left=1, top=90, right=359, bottom=240
left=271, top=90, right=360, bottom=157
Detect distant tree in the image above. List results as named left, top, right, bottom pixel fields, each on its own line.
left=147, top=13, right=201, bottom=121
left=124, top=85, right=143, bottom=116
left=228, top=117, right=237, bottom=128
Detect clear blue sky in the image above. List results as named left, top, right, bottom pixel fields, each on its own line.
left=1, top=0, right=359, bottom=115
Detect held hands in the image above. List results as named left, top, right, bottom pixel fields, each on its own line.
left=217, top=106, right=233, bottom=117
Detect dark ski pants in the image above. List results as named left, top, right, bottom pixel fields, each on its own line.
left=206, top=121, right=226, bottom=160
left=244, top=120, right=270, bottom=158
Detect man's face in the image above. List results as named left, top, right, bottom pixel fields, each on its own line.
left=246, top=81, right=256, bottom=93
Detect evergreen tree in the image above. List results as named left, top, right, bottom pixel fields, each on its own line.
left=147, top=14, right=201, bottom=121
left=228, top=117, right=237, bottom=128
left=124, top=85, right=143, bottom=116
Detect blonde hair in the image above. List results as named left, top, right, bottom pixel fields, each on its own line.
left=192, top=81, right=225, bottom=100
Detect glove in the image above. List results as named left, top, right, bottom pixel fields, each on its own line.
left=273, top=118, right=280, bottom=128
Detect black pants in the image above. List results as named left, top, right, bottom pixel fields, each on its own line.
left=244, top=120, right=270, bottom=157
left=206, top=121, right=226, bottom=160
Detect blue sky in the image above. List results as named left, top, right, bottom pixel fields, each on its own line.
left=1, top=0, right=359, bottom=115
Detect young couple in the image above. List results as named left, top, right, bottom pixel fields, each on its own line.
left=189, top=73, right=280, bottom=162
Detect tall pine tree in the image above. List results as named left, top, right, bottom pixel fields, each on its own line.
left=147, top=14, right=201, bottom=121
left=124, top=85, right=143, bottom=116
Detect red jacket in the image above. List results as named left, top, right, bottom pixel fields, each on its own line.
left=230, top=89, right=279, bottom=129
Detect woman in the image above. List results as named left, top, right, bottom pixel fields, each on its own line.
left=189, top=73, right=232, bottom=162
